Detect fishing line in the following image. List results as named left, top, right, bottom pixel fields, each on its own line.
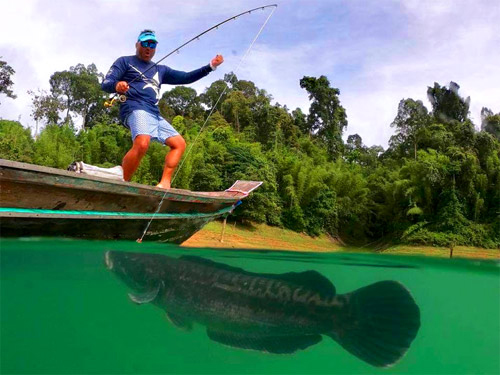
left=137, top=5, right=277, bottom=243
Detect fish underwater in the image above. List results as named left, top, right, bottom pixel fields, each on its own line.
left=105, top=251, right=421, bottom=367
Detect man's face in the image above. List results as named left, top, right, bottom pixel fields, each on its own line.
left=136, top=40, right=156, bottom=62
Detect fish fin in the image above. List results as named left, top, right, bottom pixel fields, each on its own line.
left=270, top=270, right=336, bottom=297
left=165, top=312, right=193, bottom=331
left=206, top=329, right=322, bottom=354
left=328, top=280, right=420, bottom=368
left=128, top=284, right=160, bottom=304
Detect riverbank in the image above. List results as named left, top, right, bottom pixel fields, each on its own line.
left=182, top=221, right=500, bottom=260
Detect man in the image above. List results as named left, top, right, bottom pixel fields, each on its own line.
left=102, top=29, right=224, bottom=189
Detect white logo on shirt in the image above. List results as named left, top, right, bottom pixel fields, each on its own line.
left=129, top=65, right=161, bottom=104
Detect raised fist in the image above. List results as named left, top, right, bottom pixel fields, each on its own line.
left=210, top=55, right=224, bottom=69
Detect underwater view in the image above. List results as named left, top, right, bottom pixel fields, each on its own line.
left=1, top=238, right=499, bottom=374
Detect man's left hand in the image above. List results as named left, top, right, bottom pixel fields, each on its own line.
left=210, top=55, right=224, bottom=69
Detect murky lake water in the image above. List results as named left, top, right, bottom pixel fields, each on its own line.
left=1, top=238, right=499, bottom=374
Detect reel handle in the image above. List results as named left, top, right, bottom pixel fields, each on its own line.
left=104, top=94, right=127, bottom=108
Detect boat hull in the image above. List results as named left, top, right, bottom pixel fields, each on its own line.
left=0, top=160, right=243, bottom=214
left=0, top=159, right=261, bottom=243
left=0, top=208, right=232, bottom=243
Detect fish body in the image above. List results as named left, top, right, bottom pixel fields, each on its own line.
left=106, top=251, right=420, bottom=367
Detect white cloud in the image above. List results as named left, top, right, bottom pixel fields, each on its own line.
left=1, top=0, right=498, bottom=147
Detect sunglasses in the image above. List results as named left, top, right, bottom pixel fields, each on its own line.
left=140, top=40, right=157, bottom=49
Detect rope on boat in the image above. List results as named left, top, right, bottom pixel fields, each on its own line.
left=136, top=6, right=278, bottom=243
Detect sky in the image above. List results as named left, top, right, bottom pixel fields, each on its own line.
left=1, top=0, right=499, bottom=148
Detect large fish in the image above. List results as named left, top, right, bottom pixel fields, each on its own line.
left=105, top=251, right=420, bottom=367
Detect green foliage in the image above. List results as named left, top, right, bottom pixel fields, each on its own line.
left=200, top=79, right=229, bottom=112
left=28, top=89, right=62, bottom=127
left=0, top=58, right=17, bottom=102
left=407, top=204, right=424, bottom=217
left=161, top=86, right=202, bottom=119
left=345, top=134, right=383, bottom=167
left=389, top=98, right=430, bottom=159
left=49, top=63, right=109, bottom=128
left=0, top=120, right=34, bottom=162
left=299, top=75, right=347, bottom=158
left=221, top=91, right=253, bottom=133
left=481, top=107, right=500, bottom=140
left=33, top=124, right=79, bottom=168
left=77, top=123, right=132, bottom=165
left=427, top=81, right=470, bottom=123
left=402, top=222, right=498, bottom=248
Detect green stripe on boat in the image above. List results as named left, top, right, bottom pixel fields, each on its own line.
left=0, top=206, right=235, bottom=219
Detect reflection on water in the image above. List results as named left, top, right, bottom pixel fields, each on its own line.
left=106, top=251, right=421, bottom=367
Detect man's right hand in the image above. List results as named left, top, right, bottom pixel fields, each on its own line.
left=116, top=81, right=129, bottom=94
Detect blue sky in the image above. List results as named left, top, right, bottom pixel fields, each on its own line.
left=1, top=0, right=499, bottom=147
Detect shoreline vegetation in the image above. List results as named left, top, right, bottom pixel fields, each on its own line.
left=1, top=60, right=499, bottom=250
left=183, top=221, right=500, bottom=260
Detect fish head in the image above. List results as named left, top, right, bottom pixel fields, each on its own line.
left=105, top=251, right=164, bottom=295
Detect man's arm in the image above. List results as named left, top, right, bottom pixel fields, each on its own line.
left=101, top=57, right=128, bottom=93
left=161, top=65, right=213, bottom=85
left=162, top=55, right=224, bottom=85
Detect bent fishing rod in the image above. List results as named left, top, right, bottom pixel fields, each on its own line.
left=104, top=4, right=278, bottom=107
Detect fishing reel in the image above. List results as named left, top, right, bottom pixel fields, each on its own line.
left=104, top=94, right=127, bottom=108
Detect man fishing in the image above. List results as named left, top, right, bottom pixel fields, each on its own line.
left=102, top=29, right=224, bottom=189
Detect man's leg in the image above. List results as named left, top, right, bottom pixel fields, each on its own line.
left=157, top=135, right=186, bottom=189
left=122, top=135, right=151, bottom=181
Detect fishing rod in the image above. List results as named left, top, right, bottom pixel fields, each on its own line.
left=104, top=4, right=278, bottom=108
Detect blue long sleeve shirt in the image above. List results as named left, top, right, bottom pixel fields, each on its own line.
left=102, top=55, right=212, bottom=122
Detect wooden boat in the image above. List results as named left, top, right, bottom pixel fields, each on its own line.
left=0, top=159, right=262, bottom=243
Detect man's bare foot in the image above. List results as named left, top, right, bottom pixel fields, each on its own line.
left=156, top=182, right=170, bottom=189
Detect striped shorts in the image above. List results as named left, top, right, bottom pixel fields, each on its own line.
left=125, top=110, right=179, bottom=143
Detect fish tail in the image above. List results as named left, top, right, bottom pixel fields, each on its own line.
left=328, top=280, right=420, bottom=367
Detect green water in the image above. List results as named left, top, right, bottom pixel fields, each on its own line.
left=1, top=238, right=499, bottom=374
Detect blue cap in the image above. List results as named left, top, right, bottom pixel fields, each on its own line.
left=138, top=29, right=158, bottom=43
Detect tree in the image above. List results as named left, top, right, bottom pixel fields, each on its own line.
left=161, top=86, right=202, bottom=118
left=480, top=107, right=500, bottom=140
left=33, top=124, right=79, bottom=168
left=69, top=64, right=106, bottom=129
left=200, top=80, right=230, bottom=112
left=0, top=58, right=17, bottom=103
left=299, top=76, right=347, bottom=158
left=49, top=63, right=105, bottom=128
left=221, top=91, right=252, bottom=133
left=427, top=81, right=470, bottom=123
left=390, top=98, right=430, bottom=159
left=233, top=79, right=258, bottom=99
left=0, top=120, right=34, bottom=162
left=345, top=134, right=364, bottom=164
left=292, top=108, right=308, bottom=135
left=49, top=70, right=74, bottom=123
left=28, top=89, right=62, bottom=136
left=77, top=123, right=131, bottom=165
left=344, top=135, right=384, bottom=167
